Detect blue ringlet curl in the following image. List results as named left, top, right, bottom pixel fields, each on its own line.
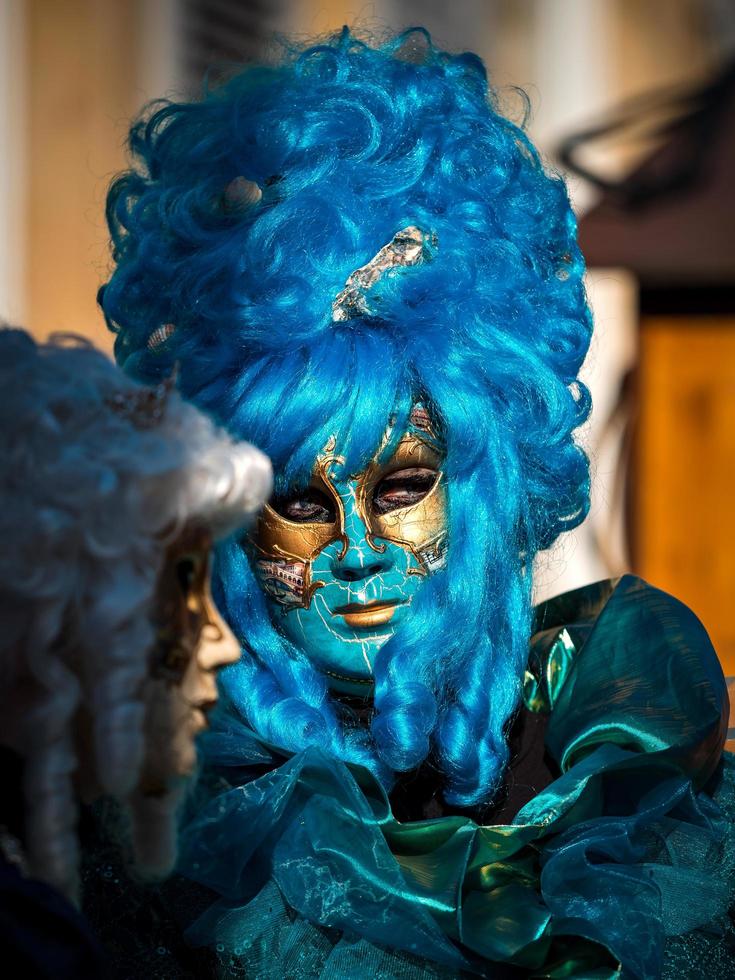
left=101, top=26, right=593, bottom=807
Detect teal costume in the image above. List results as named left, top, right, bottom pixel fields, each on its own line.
left=174, top=577, right=735, bottom=979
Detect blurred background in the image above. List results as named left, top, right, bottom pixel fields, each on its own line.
left=1, top=0, right=734, bottom=676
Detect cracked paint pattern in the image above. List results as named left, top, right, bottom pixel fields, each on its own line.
left=252, top=454, right=446, bottom=692
left=274, top=474, right=432, bottom=686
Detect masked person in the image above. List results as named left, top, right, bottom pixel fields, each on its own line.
left=99, top=29, right=735, bottom=980
left=0, top=329, right=271, bottom=977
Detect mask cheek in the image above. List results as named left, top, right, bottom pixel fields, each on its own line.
left=270, top=551, right=382, bottom=679
left=249, top=556, right=352, bottom=673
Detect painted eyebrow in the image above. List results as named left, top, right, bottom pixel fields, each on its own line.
left=378, top=468, right=437, bottom=479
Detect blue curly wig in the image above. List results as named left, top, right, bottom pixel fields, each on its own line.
left=101, top=27, right=592, bottom=807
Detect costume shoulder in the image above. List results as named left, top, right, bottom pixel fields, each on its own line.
left=524, top=575, right=735, bottom=979
left=526, top=574, right=728, bottom=788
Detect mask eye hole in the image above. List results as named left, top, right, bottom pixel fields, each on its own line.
left=372, top=467, right=439, bottom=515
left=271, top=487, right=336, bottom=524
left=175, top=551, right=207, bottom=596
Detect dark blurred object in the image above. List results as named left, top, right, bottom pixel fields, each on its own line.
left=0, top=746, right=108, bottom=979
left=182, top=0, right=284, bottom=88
left=564, top=64, right=735, bottom=288
left=563, top=61, right=735, bottom=678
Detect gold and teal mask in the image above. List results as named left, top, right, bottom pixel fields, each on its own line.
left=248, top=409, right=447, bottom=692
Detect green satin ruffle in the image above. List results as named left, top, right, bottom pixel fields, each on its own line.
left=181, top=576, right=732, bottom=979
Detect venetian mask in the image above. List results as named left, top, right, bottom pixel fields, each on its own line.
left=248, top=407, right=447, bottom=692
left=139, top=524, right=240, bottom=794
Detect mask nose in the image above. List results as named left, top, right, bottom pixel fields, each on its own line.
left=330, top=507, right=393, bottom=583
left=332, top=550, right=392, bottom=582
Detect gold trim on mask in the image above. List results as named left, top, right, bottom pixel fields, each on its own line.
left=248, top=431, right=447, bottom=606
left=355, top=433, right=447, bottom=569
left=251, top=448, right=347, bottom=565
left=249, top=448, right=346, bottom=611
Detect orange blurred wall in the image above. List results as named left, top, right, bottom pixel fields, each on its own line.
left=24, top=0, right=148, bottom=353
left=636, top=319, right=735, bottom=676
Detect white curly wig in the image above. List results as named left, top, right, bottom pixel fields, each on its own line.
left=0, top=328, right=271, bottom=903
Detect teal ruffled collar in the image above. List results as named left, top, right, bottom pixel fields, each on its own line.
left=179, top=576, right=732, bottom=978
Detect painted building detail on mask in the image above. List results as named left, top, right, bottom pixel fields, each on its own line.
left=418, top=534, right=447, bottom=573
left=254, top=558, right=306, bottom=608
left=408, top=404, right=434, bottom=437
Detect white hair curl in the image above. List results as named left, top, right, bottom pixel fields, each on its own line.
left=0, top=329, right=271, bottom=903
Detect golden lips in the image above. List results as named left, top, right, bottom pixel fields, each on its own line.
left=332, top=600, right=401, bottom=629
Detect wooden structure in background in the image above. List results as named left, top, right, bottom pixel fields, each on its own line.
left=636, top=319, right=735, bottom=674
left=578, top=63, right=735, bottom=678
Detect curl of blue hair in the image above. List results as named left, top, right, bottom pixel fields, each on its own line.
left=101, top=27, right=593, bottom=807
